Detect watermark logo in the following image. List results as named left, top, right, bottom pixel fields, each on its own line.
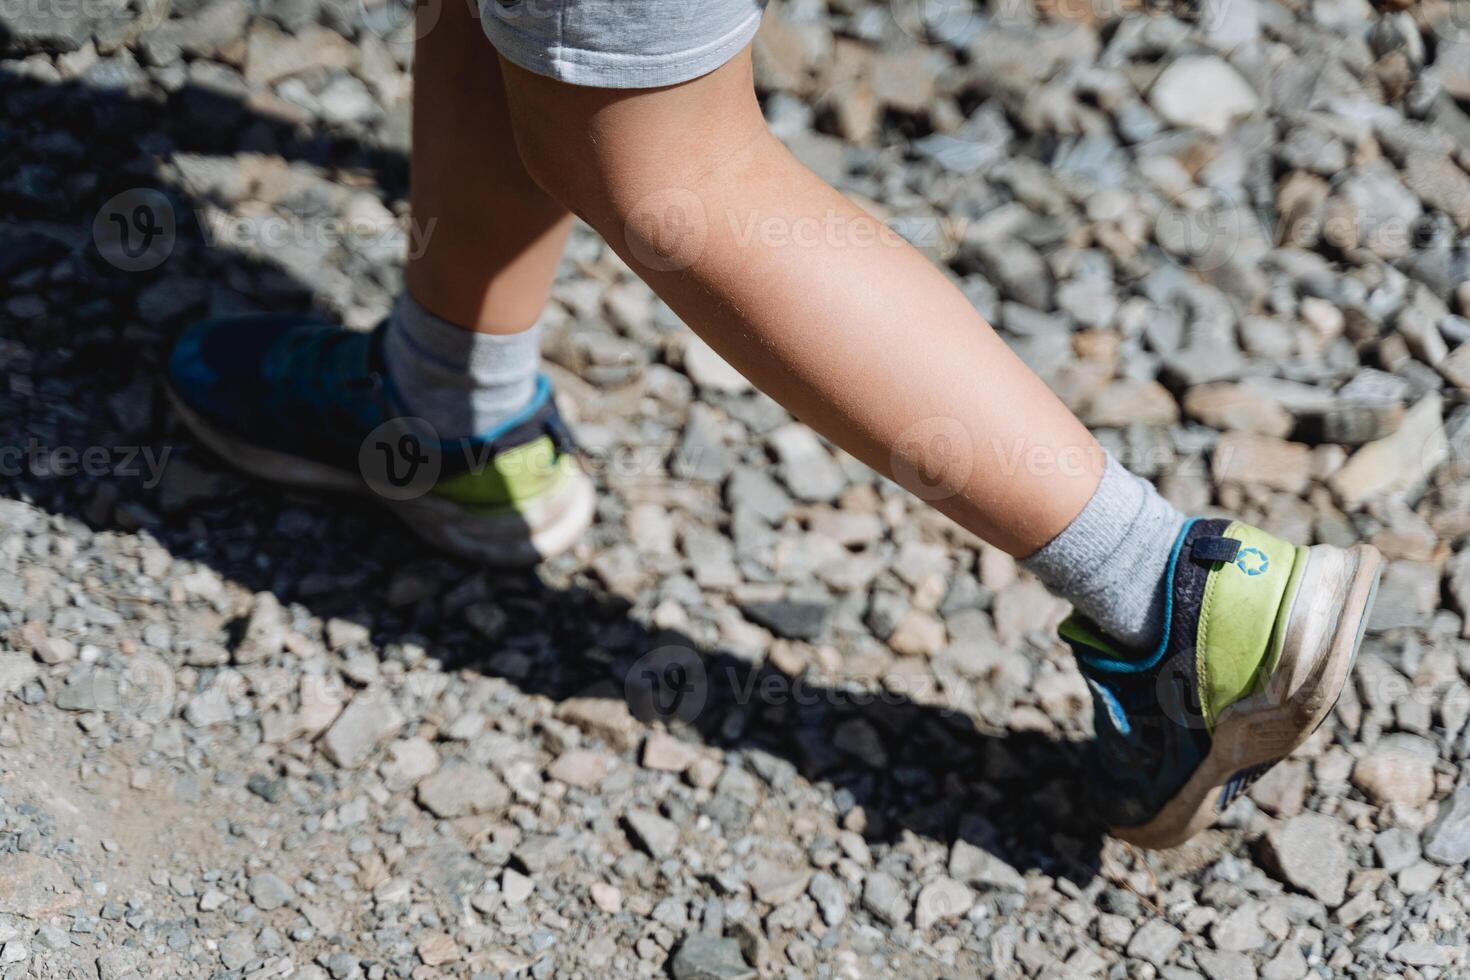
left=891, top=416, right=974, bottom=502
left=1, top=440, right=172, bottom=488
left=1154, top=657, right=1209, bottom=731
left=66, top=653, right=177, bottom=725
left=195, top=209, right=437, bottom=263
left=725, top=207, right=919, bottom=252
left=1429, top=1, right=1470, bottom=43
left=94, top=189, right=176, bottom=272
left=114, top=652, right=177, bottom=725
left=1156, top=183, right=1426, bottom=274
left=358, top=416, right=442, bottom=501
left=1153, top=195, right=1247, bottom=273
left=985, top=0, right=1241, bottom=33
left=625, top=187, right=709, bottom=274
left=136, top=0, right=170, bottom=31
left=1436, top=412, right=1469, bottom=472
left=892, top=0, right=977, bottom=44
left=358, top=0, right=442, bottom=45
left=624, top=645, right=708, bottom=726
left=484, top=0, right=563, bottom=24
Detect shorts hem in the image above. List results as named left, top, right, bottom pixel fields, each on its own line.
left=481, top=4, right=763, bottom=89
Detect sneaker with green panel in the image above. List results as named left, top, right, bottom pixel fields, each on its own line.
left=1063, top=517, right=1382, bottom=849
left=166, top=314, right=595, bottom=567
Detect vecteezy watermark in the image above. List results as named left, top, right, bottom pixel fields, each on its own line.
left=135, top=0, right=170, bottom=30
left=93, top=189, right=176, bottom=272
left=624, top=187, right=710, bottom=274
left=0, top=0, right=167, bottom=30
left=63, top=653, right=177, bottom=725
left=355, top=414, right=740, bottom=501
left=0, top=440, right=172, bottom=488
left=991, top=438, right=1108, bottom=480
left=985, top=0, right=1244, bottom=33
left=483, top=0, right=566, bottom=24
left=892, top=0, right=978, bottom=44
left=892, top=425, right=1231, bottom=503
left=624, top=192, right=961, bottom=274
left=96, top=189, right=438, bottom=274
left=1427, top=0, right=1470, bottom=43
left=892, top=416, right=976, bottom=503
left=358, top=0, right=444, bottom=46
left=625, top=646, right=709, bottom=725
left=195, top=210, right=438, bottom=263
left=1153, top=198, right=1251, bottom=273
left=890, top=421, right=1120, bottom=504
left=357, top=415, right=581, bottom=501
left=725, top=208, right=936, bottom=252
left=1154, top=188, right=1424, bottom=273
left=618, top=643, right=956, bottom=726
left=359, top=416, right=445, bottom=501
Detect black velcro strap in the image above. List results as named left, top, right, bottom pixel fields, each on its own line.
left=1191, top=536, right=1241, bottom=563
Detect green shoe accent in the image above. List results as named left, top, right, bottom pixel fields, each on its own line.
left=1058, top=616, right=1127, bottom=660
left=1194, top=521, right=1299, bottom=732
left=430, top=436, right=570, bottom=510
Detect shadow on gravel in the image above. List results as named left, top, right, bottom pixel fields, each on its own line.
left=0, top=61, right=1106, bottom=885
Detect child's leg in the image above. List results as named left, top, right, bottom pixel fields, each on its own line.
left=496, top=46, right=1383, bottom=850
left=499, top=49, right=1196, bottom=650
left=497, top=51, right=1100, bottom=560
left=403, top=0, right=571, bottom=333
left=382, top=0, right=573, bottom=439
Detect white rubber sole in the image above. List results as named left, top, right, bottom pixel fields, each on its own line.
left=166, top=385, right=596, bottom=568
left=1113, top=542, right=1383, bottom=850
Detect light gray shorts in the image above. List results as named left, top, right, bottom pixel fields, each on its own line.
left=479, top=0, right=767, bottom=89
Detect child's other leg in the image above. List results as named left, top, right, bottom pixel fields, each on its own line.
left=384, top=0, right=573, bottom=439
left=166, top=0, right=594, bottom=564
left=404, top=0, right=571, bottom=334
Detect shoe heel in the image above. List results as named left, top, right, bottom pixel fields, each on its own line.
left=1114, top=543, right=1382, bottom=850
left=1267, top=544, right=1382, bottom=725
left=390, top=464, right=596, bottom=568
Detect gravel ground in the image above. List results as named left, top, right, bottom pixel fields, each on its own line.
left=3, top=0, right=1470, bottom=976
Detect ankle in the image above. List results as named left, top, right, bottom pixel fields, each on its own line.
left=383, top=294, right=543, bottom=441
left=1021, top=453, right=1187, bottom=652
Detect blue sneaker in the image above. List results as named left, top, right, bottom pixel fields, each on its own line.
left=166, top=314, right=595, bottom=566
left=1062, top=518, right=1381, bottom=848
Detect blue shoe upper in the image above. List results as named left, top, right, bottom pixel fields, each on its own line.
left=1063, top=518, right=1234, bottom=829
left=167, top=314, right=575, bottom=476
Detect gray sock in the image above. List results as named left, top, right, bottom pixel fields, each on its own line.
left=1021, top=452, right=1188, bottom=651
left=383, top=294, right=543, bottom=439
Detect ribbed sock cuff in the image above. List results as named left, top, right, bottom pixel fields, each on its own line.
left=383, top=294, right=542, bottom=439
left=1021, top=452, right=1188, bottom=650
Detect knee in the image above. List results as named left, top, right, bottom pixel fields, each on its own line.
left=499, top=57, right=770, bottom=266
left=502, top=86, right=616, bottom=223
left=508, top=112, right=697, bottom=272
left=502, top=72, right=749, bottom=225
left=507, top=118, right=593, bottom=216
